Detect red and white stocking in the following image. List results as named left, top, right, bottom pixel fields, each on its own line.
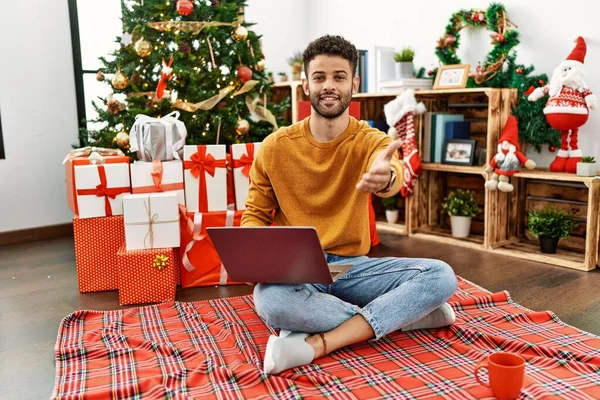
left=394, top=112, right=422, bottom=197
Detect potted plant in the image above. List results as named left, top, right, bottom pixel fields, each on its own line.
left=442, top=189, right=480, bottom=238
left=381, top=195, right=400, bottom=224
left=393, top=47, right=415, bottom=79
left=277, top=72, right=288, bottom=82
left=576, top=156, right=597, bottom=177
left=287, top=51, right=303, bottom=81
left=528, top=206, right=575, bottom=254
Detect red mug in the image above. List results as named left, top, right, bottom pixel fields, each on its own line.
left=475, top=352, right=525, bottom=400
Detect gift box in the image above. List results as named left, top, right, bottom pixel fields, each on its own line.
left=117, top=245, right=178, bottom=305
left=179, top=205, right=244, bottom=288
left=226, top=153, right=236, bottom=208
left=183, top=145, right=228, bottom=212
left=74, top=163, right=131, bottom=219
left=130, top=160, right=185, bottom=206
left=129, top=111, right=187, bottom=161
left=65, top=154, right=130, bottom=215
left=123, top=192, right=180, bottom=251
left=73, top=215, right=124, bottom=293
left=231, top=142, right=261, bottom=210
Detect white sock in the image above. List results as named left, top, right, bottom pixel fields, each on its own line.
left=263, top=331, right=315, bottom=374
left=402, top=303, right=456, bottom=331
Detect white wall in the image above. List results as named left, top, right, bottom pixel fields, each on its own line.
left=0, top=0, right=79, bottom=232
left=302, top=0, right=600, bottom=166
left=1, top=0, right=598, bottom=232
left=245, top=0, right=309, bottom=79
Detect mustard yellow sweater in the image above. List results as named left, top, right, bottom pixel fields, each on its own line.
left=241, top=117, right=404, bottom=256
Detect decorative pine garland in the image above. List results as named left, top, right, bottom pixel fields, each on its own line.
left=434, top=3, right=560, bottom=151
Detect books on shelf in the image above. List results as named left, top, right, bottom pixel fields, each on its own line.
left=422, top=113, right=466, bottom=163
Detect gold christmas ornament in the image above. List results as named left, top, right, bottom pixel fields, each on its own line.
left=153, top=254, right=169, bottom=271
left=96, top=71, right=105, bottom=81
left=236, top=118, right=250, bottom=135
left=114, top=130, right=130, bottom=147
left=232, top=26, right=248, bottom=42
left=112, top=71, right=129, bottom=90
left=255, top=60, right=265, bottom=72
left=134, top=38, right=152, bottom=57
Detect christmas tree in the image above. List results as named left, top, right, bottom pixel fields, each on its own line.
left=80, top=0, right=289, bottom=153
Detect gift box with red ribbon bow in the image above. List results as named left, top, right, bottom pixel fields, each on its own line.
left=183, top=145, right=228, bottom=213
left=230, top=142, right=261, bottom=210
left=130, top=160, right=185, bottom=206
left=64, top=153, right=130, bottom=216
left=74, top=163, right=131, bottom=219
left=178, top=205, right=244, bottom=288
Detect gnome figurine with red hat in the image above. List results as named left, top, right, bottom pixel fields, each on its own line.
left=528, top=37, right=598, bottom=173
left=485, top=115, right=536, bottom=192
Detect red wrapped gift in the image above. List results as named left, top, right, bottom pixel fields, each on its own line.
left=72, top=215, right=124, bottom=293
left=65, top=154, right=130, bottom=215
left=226, top=153, right=236, bottom=209
left=179, top=205, right=244, bottom=288
left=117, top=245, right=178, bottom=305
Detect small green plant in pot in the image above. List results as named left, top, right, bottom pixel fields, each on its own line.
left=393, top=47, right=415, bottom=79
left=576, top=156, right=597, bottom=177
left=528, top=206, right=575, bottom=254
left=381, top=195, right=400, bottom=224
left=442, top=189, right=480, bottom=238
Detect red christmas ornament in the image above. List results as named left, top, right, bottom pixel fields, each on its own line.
left=237, top=66, right=253, bottom=83
left=156, top=56, right=174, bottom=100
left=176, top=0, right=194, bottom=16
left=427, top=70, right=434, bottom=76
left=548, top=144, right=557, bottom=153
left=538, top=79, right=544, bottom=85
left=524, top=85, right=535, bottom=96
left=516, top=67, right=523, bottom=74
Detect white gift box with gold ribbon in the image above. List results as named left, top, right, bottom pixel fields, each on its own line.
left=123, top=192, right=180, bottom=251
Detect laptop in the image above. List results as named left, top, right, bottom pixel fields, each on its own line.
left=206, top=226, right=352, bottom=284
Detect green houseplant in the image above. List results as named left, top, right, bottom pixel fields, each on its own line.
left=287, top=51, right=303, bottom=80
left=393, top=47, right=415, bottom=79
left=277, top=71, right=288, bottom=82
left=528, top=206, right=575, bottom=254
left=576, top=156, right=597, bottom=177
left=442, top=189, right=480, bottom=238
left=381, top=195, right=400, bottom=224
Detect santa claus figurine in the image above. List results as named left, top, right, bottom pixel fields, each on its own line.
left=528, top=37, right=598, bottom=173
left=485, top=115, right=536, bottom=192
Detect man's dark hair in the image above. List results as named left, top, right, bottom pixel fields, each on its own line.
left=303, top=35, right=358, bottom=77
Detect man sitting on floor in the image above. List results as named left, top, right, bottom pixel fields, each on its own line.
left=241, top=34, right=458, bottom=374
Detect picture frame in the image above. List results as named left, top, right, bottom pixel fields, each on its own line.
left=442, top=139, right=477, bottom=166
left=433, top=64, right=470, bottom=90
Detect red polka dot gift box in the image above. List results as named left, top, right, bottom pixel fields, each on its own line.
left=117, top=245, right=179, bottom=306
left=72, top=215, right=124, bottom=293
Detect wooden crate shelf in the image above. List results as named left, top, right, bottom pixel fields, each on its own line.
left=490, top=239, right=588, bottom=271
left=412, top=226, right=485, bottom=251
left=422, top=163, right=485, bottom=176
left=375, top=222, right=408, bottom=235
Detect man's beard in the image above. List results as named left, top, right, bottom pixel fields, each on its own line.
left=309, top=89, right=352, bottom=119
left=549, top=67, right=587, bottom=96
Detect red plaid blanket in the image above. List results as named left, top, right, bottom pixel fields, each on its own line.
left=53, top=277, right=600, bottom=399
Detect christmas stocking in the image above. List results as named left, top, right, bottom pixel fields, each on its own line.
left=384, top=89, right=427, bottom=197
left=393, top=112, right=421, bottom=197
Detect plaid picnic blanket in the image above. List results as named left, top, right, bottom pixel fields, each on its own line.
left=53, top=277, right=600, bottom=399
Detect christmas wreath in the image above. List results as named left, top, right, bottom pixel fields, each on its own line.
left=434, top=2, right=560, bottom=151
left=435, top=3, right=518, bottom=85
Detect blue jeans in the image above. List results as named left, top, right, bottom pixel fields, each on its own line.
left=253, top=254, right=458, bottom=340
